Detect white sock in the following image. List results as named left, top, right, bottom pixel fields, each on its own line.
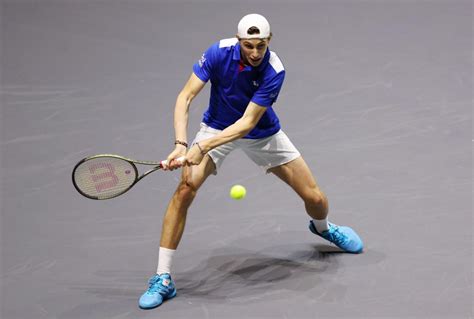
left=312, top=218, right=329, bottom=233
left=156, top=247, right=176, bottom=275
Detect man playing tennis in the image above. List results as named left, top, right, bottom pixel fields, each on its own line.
left=138, top=13, right=364, bottom=309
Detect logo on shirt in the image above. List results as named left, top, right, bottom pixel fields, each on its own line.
left=198, top=53, right=206, bottom=67
left=252, top=80, right=259, bottom=87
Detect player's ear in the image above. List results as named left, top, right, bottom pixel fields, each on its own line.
left=267, top=33, right=272, bottom=42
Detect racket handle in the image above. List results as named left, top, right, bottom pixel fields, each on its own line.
left=161, top=156, right=185, bottom=167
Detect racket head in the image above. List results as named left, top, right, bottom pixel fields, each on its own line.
left=72, top=155, right=139, bottom=200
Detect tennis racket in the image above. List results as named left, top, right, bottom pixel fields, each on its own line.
left=72, top=154, right=185, bottom=200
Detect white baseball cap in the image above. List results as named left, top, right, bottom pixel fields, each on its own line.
left=237, top=14, right=271, bottom=39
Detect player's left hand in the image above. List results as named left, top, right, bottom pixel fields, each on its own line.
left=185, top=143, right=205, bottom=166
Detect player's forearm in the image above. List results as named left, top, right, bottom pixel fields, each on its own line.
left=173, top=92, right=191, bottom=143
left=199, top=117, right=254, bottom=152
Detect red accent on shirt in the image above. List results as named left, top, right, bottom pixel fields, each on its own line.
left=238, top=60, right=246, bottom=72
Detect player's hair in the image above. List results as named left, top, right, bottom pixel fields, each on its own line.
left=247, top=26, right=260, bottom=35
left=238, top=26, right=272, bottom=40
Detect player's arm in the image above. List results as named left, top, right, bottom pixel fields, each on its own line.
left=174, top=73, right=206, bottom=144
left=198, top=101, right=267, bottom=152
left=165, top=73, right=206, bottom=169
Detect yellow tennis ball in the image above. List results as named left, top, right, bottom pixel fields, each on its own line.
left=230, top=184, right=246, bottom=200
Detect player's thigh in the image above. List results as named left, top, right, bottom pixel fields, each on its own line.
left=268, top=156, right=321, bottom=199
left=241, top=130, right=301, bottom=172
left=181, top=154, right=216, bottom=191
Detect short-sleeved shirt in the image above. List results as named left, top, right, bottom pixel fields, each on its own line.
left=193, top=38, right=285, bottom=139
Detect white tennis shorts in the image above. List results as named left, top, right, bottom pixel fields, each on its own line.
left=191, top=123, right=301, bottom=174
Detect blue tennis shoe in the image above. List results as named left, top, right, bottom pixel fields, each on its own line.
left=139, top=273, right=177, bottom=309
left=309, top=221, right=363, bottom=253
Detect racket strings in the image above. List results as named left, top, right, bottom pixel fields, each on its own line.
left=73, top=157, right=137, bottom=199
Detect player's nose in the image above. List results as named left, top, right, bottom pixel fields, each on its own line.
left=250, top=51, right=260, bottom=59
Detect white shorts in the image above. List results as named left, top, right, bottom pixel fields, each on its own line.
left=191, top=123, right=301, bottom=174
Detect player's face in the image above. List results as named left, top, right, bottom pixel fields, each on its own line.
left=239, top=38, right=270, bottom=67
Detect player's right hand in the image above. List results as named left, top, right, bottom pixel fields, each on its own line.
left=163, top=145, right=187, bottom=171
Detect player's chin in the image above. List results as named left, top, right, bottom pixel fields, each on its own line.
left=249, top=59, right=262, bottom=66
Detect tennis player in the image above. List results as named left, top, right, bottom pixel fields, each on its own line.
left=139, top=13, right=364, bottom=309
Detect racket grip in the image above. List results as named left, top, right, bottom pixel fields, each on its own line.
left=161, top=156, right=186, bottom=167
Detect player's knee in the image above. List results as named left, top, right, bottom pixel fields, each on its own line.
left=305, top=188, right=327, bottom=208
left=176, top=178, right=198, bottom=199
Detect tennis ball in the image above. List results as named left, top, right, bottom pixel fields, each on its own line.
left=230, top=184, right=246, bottom=200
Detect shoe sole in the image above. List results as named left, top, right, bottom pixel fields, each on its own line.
left=139, top=289, right=177, bottom=310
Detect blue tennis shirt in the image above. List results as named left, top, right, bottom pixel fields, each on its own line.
left=193, top=37, right=285, bottom=139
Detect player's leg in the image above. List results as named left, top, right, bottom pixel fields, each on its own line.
left=269, top=156, right=363, bottom=254
left=160, top=154, right=216, bottom=250
left=157, top=124, right=233, bottom=270
left=241, top=130, right=363, bottom=254
left=139, top=123, right=235, bottom=309
left=241, top=130, right=327, bottom=219
left=268, top=156, right=328, bottom=220
left=139, top=155, right=215, bottom=310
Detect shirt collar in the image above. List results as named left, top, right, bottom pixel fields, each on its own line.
left=233, top=42, right=242, bottom=61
